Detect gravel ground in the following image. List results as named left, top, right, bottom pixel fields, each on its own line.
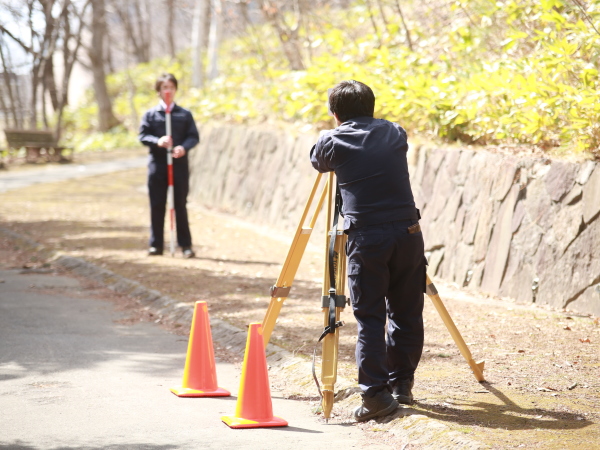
left=0, top=155, right=598, bottom=449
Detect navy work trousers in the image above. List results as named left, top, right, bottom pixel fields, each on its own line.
left=346, top=219, right=425, bottom=397
left=147, top=160, right=192, bottom=249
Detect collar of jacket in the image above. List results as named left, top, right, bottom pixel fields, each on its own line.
left=158, top=100, right=177, bottom=111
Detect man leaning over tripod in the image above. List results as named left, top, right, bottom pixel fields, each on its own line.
left=310, top=80, right=426, bottom=422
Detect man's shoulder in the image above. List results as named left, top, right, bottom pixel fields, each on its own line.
left=143, top=105, right=163, bottom=117
left=338, top=117, right=400, bottom=130
left=372, top=118, right=407, bottom=140
left=315, top=128, right=336, bottom=148
left=172, top=104, right=193, bottom=116
left=372, top=117, right=404, bottom=129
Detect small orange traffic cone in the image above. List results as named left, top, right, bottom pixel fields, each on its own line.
left=221, top=323, right=288, bottom=428
left=170, top=301, right=230, bottom=397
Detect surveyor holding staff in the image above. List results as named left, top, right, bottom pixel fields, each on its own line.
left=310, top=80, right=426, bottom=422
left=139, top=73, right=199, bottom=258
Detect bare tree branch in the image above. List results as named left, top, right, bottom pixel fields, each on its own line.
left=394, top=0, right=414, bottom=51
left=54, top=0, right=92, bottom=139
left=0, top=38, right=19, bottom=127
left=166, top=0, right=176, bottom=58
left=365, top=0, right=382, bottom=48
left=110, top=0, right=151, bottom=64
left=191, top=0, right=211, bottom=88
left=376, top=0, right=388, bottom=28
left=569, top=0, right=600, bottom=37
left=89, top=0, right=120, bottom=131
left=0, top=25, right=38, bottom=57
left=260, top=0, right=305, bottom=70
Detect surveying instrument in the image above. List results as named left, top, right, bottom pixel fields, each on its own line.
left=261, top=171, right=485, bottom=421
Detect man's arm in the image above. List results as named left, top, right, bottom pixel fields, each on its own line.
left=180, top=111, right=200, bottom=151
left=138, top=111, right=160, bottom=147
left=310, top=134, right=335, bottom=173
left=393, top=122, right=409, bottom=150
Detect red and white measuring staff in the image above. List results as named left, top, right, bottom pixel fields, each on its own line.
left=164, top=91, right=176, bottom=257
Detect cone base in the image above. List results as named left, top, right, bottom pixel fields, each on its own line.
left=170, top=386, right=231, bottom=397
left=221, top=415, right=288, bottom=429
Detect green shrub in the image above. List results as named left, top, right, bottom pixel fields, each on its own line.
left=66, top=0, right=600, bottom=159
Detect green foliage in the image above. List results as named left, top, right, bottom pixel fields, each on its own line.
left=64, top=55, right=190, bottom=152
left=67, top=0, right=600, bottom=158
left=70, top=126, right=139, bottom=153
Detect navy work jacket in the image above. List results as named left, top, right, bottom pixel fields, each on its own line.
left=138, top=104, right=200, bottom=165
left=310, top=116, right=418, bottom=230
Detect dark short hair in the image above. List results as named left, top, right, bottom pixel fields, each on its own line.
left=328, top=80, right=375, bottom=122
left=155, top=73, right=178, bottom=92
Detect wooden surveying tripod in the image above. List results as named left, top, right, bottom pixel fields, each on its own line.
left=261, top=172, right=485, bottom=421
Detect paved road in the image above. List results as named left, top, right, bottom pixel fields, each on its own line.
left=0, top=157, right=147, bottom=193
left=0, top=269, right=386, bottom=450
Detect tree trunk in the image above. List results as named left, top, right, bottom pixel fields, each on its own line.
left=89, top=0, right=119, bottom=131
left=260, top=1, right=305, bottom=71
left=281, top=37, right=304, bottom=71
left=43, top=58, right=59, bottom=112
left=14, top=74, right=25, bottom=128
left=298, top=0, right=313, bottom=64
left=376, top=0, right=388, bottom=27
left=30, top=64, right=41, bottom=128
left=191, top=0, right=211, bottom=88
left=38, top=0, right=61, bottom=128
left=134, top=0, right=151, bottom=62
left=207, top=0, right=222, bottom=80
left=105, top=24, right=116, bottom=73
left=111, top=0, right=151, bottom=64
left=166, top=0, right=176, bottom=58
left=395, top=0, right=414, bottom=51
left=0, top=41, right=19, bottom=127
left=54, top=0, right=90, bottom=141
left=0, top=85, right=9, bottom=129
left=365, top=0, right=382, bottom=48
left=42, top=81, right=49, bottom=128
left=11, top=57, right=25, bottom=129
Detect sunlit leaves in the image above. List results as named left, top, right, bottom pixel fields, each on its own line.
left=64, top=0, right=600, bottom=158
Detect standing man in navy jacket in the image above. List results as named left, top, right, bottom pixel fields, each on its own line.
left=310, top=80, right=426, bottom=422
left=139, top=73, right=199, bottom=258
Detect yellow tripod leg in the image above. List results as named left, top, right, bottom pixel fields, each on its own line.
left=320, top=306, right=342, bottom=420
left=261, top=173, right=328, bottom=347
left=259, top=171, right=348, bottom=420
left=320, top=173, right=347, bottom=421
left=426, top=274, right=485, bottom=382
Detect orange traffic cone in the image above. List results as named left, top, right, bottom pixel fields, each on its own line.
left=221, top=323, right=288, bottom=428
left=170, top=301, right=230, bottom=397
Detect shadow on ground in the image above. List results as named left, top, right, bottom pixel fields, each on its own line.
left=410, top=382, right=593, bottom=431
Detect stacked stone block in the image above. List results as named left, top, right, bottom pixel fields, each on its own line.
left=413, top=147, right=600, bottom=316
left=189, top=124, right=600, bottom=316
left=188, top=124, right=325, bottom=233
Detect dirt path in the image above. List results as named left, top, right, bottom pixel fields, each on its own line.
left=0, top=159, right=598, bottom=449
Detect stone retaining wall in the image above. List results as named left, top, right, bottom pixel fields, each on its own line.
left=413, top=148, right=600, bottom=316
left=189, top=124, right=319, bottom=232
left=189, top=124, right=600, bottom=316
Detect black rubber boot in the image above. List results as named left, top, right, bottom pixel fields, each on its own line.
left=392, top=378, right=414, bottom=404
left=353, top=389, right=399, bottom=422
